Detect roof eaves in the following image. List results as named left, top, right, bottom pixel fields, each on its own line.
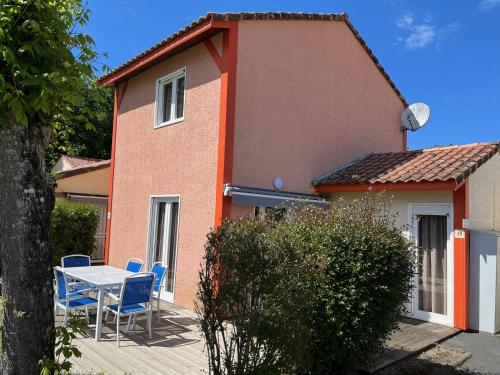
left=98, top=12, right=348, bottom=86
left=55, top=161, right=111, bottom=179
left=97, top=12, right=407, bottom=105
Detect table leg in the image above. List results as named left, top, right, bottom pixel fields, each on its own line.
left=95, top=287, right=105, bottom=341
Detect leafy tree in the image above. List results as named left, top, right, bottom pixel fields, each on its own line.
left=46, top=79, right=113, bottom=168
left=0, top=1, right=101, bottom=373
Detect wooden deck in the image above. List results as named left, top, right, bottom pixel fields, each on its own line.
left=368, top=317, right=461, bottom=373
left=61, top=304, right=459, bottom=375
left=62, top=301, right=208, bottom=375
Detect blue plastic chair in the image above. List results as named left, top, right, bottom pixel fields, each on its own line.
left=53, top=266, right=97, bottom=325
left=150, top=262, right=167, bottom=322
left=125, top=258, right=144, bottom=273
left=61, top=254, right=94, bottom=292
left=61, top=254, right=91, bottom=268
left=107, top=258, right=145, bottom=296
left=104, top=273, right=156, bottom=347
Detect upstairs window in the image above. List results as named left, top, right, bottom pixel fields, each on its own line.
left=155, top=68, right=185, bottom=128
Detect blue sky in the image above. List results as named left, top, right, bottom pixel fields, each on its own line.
left=86, top=0, right=500, bottom=149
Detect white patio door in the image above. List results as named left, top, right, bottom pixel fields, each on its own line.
left=409, top=204, right=454, bottom=326
left=148, top=197, right=180, bottom=302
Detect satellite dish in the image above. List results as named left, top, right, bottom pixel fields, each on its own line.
left=401, top=103, right=431, bottom=131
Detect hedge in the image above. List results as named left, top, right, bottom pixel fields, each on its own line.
left=197, top=194, right=414, bottom=374
left=51, top=201, right=99, bottom=266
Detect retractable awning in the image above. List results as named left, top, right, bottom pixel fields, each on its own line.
left=223, top=184, right=329, bottom=208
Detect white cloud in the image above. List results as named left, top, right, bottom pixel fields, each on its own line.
left=395, top=12, right=414, bottom=29
left=478, top=0, right=500, bottom=11
left=405, top=24, right=436, bottom=49
left=423, top=13, right=434, bottom=23
left=395, top=13, right=459, bottom=50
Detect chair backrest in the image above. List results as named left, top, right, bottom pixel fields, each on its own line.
left=125, top=258, right=144, bottom=273
left=62, top=254, right=91, bottom=268
left=120, top=273, right=156, bottom=306
left=150, top=262, right=167, bottom=293
left=53, top=266, right=68, bottom=300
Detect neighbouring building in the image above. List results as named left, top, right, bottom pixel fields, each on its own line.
left=97, top=12, right=499, bottom=332
left=53, top=155, right=111, bottom=262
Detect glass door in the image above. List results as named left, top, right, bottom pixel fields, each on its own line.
left=410, top=204, right=453, bottom=325
left=148, top=197, right=180, bottom=302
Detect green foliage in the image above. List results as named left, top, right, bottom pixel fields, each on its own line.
left=0, top=0, right=104, bottom=129
left=39, top=314, right=87, bottom=375
left=51, top=201, right=98, bottom=266
left=46, top=79, right=113, bottom=168
left=197, top=194, right=414, bottom=374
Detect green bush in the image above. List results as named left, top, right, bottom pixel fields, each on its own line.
left=39, top=313, right=87, bottom=375
left=197, top=194, right=414, bottom=374
left=51, top=201, right=98, bottom=267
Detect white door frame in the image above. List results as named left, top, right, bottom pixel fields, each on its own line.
left=408, top=203, right=454, bottom=326
left=146, top=195, right=180, bottom=303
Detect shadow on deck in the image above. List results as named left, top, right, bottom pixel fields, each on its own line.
left=60, top=306, right=459, bottom=375
left=58, top=301, right=208, bottom=375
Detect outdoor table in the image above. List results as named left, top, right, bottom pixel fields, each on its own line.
left=63, top=265, right=134, bottom=341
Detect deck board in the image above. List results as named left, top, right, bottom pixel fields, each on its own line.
left=61, top=303, right=458, bottom=375
left=59, top=302, right=208, bottom=375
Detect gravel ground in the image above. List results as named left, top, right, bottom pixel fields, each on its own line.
left=377, top=345, right=473, bottom=375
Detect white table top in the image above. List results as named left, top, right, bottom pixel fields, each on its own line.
left=64, top=265, right=134, bottom=288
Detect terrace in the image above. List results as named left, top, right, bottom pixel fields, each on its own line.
left=59, top=300, right=458, bottom=375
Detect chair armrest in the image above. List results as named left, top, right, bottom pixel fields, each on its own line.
left=105, top=291, right=121, bottom=302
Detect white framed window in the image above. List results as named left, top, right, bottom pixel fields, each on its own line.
left=155, top=68, right=186, bottom=128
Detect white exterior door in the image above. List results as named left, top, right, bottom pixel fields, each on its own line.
left=148, top=197, right=180, bottom=302
left=409, top=203, right=454, bottom=326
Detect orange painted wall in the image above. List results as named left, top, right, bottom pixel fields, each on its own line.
left=453, top=183, right=469, bottom=330
left=108, top=42, right=221, bottom=309
left=232, top=21, right=405, bottom=193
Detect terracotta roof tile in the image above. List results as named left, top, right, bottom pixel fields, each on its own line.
left=62, top=155, right=108, bottom=169
left=55, top=156, right=111, bottom=179
left=313, top=142, right=499, bottom=186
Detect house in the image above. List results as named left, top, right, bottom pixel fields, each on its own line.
left=52, top=155, right=111, bottom=262
left=97, top=12, right=499, bottom=332
left=314, top=143, right=500, bottom=331
left=98, top=12, right=407, bottom=309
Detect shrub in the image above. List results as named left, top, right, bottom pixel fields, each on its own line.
left=197, top=194, right=414, bottom=374
left=51, top=201, right=99, bottom=266
left=39, top=314, right=87, bottom=375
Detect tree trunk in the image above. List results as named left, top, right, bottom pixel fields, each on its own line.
left=0, top=120, right=55, bottom=374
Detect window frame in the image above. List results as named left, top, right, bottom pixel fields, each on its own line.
left=154, top=67, right=186, bottom=129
